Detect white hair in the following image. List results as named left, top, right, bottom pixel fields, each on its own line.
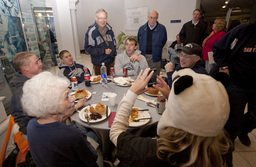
left=96, top=8, right=108, bottom=17
left=21, top=71, right=70, bottom=118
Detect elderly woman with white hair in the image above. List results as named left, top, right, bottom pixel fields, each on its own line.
left=21, top=71, right=98, bottom=167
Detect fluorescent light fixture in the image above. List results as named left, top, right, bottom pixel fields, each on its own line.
left=34, top=10, right=53, bottom=13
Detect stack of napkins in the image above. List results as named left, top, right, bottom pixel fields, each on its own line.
left=137, top=95, right=157, bottom=105
left=114, top=77, right=133, bottom=85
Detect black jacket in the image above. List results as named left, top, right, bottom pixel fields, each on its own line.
left=212, top=22, right=256, bottom=89
left=179, top=20, right=207, bottom=45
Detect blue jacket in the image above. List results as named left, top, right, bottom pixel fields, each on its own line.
left=137, top=22, right=167, bottom=62
left=84, top=22, right=117, bottom=66
left=166, top=60, right=208, bottom=89
left=212, top=22, right=256, bottom=89
left=58, top=61, right=91, bottom=84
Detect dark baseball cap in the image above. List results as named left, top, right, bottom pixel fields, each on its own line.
left=182, top=43, right=202, bottom=57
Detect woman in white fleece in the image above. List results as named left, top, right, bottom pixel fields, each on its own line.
left=110, top=68, right=232, bottom=167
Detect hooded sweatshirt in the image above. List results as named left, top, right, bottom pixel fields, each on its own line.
left=58, top=61, right=90, bottom=84
left=9, top=73, right=33, bottom=134
left=114, top=50, right=148, bottom=76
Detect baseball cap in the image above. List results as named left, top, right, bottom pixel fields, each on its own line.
left=182, top=43, right=202, bottom=57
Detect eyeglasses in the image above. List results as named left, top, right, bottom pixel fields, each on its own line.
left=97, top=17, right=107, bottom=21
left=179, top=54, right=195, bottom=59
left=34, top=58, right=42, bottom=64
left=149, top=16, right=158, bottom=20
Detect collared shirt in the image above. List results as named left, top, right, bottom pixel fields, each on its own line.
left=148, top=22, right=157, bottom=30
left=192, top=20, right=199, bottom=26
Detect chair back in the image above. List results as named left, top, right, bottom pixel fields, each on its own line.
left=0, top=116, right=16, bottom=166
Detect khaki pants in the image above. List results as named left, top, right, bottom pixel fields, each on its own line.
left=93, top=61, right=115, bottom=75
left=145, top=54, right=161, bottom=75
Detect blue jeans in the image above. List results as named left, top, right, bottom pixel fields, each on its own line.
left=168, top=48, right=179, bottom=67
left=224, top=82, right=256, bottom=141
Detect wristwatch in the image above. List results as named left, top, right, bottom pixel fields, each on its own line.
left=219, top=66, right=228, bottom=70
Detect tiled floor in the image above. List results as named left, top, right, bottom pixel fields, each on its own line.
left=44, top=53, right=256, bottom=167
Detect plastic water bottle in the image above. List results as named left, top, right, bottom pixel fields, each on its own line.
left=100, top=62, right=107, bottom=86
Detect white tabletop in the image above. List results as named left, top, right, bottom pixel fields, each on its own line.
left=70, top=80, right=162, bottom=130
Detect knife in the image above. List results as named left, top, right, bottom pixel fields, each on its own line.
left=138, top=108, right=149, bottom=111
left=106, top=105, right=109, bottom=118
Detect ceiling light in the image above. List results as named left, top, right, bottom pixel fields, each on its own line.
left=222, top=5, right=227, bottom=9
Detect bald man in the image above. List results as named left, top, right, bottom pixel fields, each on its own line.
left=137, top=10, right=167, bottom=75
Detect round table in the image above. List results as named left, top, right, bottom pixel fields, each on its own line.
left=70, top=80, right=162, bottom=160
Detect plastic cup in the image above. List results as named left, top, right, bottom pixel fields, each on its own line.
left=109, top=93, right=117, bottom=106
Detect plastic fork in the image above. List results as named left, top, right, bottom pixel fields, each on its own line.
left=85, top=113, right=90, bottom=125
left=133, top=118, right=152, bottom=122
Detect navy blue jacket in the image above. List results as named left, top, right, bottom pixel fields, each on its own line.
left=166, top=60, right=208, bottom=89
left=212, top=22, right=256, bottom=89
left=138, top=22, right=167, bottom=62
left=84, top=22, right=116, bottom=66
left=58, top=61, right=91, bottom=84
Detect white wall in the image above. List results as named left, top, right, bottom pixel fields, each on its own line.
left=51, top=0, right=77, bottom=58
left=76, top=0, right=125, bottom=50
left=76, top=0, right=197, bottom=50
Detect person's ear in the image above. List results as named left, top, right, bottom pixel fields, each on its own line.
left=195, top=56, right=200, bottom=61
left=21, top=65, right=29, bottom=72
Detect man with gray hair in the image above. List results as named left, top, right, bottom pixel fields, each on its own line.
left=84, top=8, right=116, bottom=75
left=137, top=10, right=167, bottom=75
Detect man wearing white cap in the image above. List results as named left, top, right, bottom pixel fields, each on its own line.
left=110, top=68, right=232, bottom=167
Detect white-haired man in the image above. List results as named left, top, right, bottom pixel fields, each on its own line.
left=84, top=8, right=116, bottom=75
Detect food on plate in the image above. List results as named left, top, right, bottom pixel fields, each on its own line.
left=146, top=87, right=159, bottom=95
left=129, top=108, right=139, bottom=122
left=92, top=76, right=101, bottom=82
left=124, top=81, right=133, bottom=85
left=75, top=89, right=88, bottom=99
left=89, top=102, right=106, bottom=115
left=89, top=113, right=102, bottom=120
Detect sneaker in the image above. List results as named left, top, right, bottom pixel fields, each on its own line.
left=238, top=133, right=251, bottom=146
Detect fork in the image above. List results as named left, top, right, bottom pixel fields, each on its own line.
left=85, top=113, right=90, bottom=125
left=133, top=118, right=152, bottom=122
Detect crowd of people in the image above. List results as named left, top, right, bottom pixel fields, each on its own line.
left=5, top=4, right=256, bottom=167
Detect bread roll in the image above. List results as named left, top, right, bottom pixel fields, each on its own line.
left=89, top=102, right=106, bottom=115
left=147, top=87, right=159, bottom=95
left=75, top=89, right=88, bottom=99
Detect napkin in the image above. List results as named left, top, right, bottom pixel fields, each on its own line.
left=114, top=77, right=133, bottom=85
left=137, top=95, right=157, bottom=105
left=108, top=112, right=116, bottom=127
